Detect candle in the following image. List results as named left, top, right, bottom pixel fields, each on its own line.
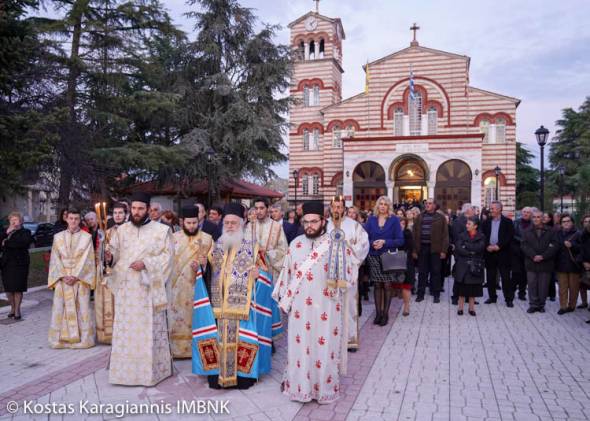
left=102, top=202, right=107, bottom=230
left=95, top=202, right=102, bottom=231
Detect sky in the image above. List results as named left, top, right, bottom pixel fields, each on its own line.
left=148, top=0, right=590, bottom=177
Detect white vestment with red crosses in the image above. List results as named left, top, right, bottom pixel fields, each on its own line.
left=272, top=232, right=357, bottom=404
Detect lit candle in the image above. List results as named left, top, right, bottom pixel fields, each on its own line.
left=95, top=202, right=102, bottom=230
left=102, top=202, right=107, bottom=230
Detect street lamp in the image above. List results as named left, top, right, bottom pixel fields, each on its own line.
left=559, top=165, right=565, bottom=213
left=206, top=148, right=214, bottom=209
left=494, top=165, right=501, bottom=202
left=535, top=125, right=549, bottom=211
left=292, top=169, right=299, bottom=208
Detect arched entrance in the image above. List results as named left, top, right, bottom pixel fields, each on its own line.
left=435, top=159, right=472, bottom=212
left=353, top=161, right=386, bottom=211
left=391, top=156, right=428, bottom=206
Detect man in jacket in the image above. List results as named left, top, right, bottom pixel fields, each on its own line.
left=554, top=214, right=581, bottom=314
left=450, top=203, right=476, bottom=305
left=521, top=210, right=559, bottom=313
left=512, top=207, right=534, bottom=300
left=413, top=198, right=449, bottom=303
left=481, top=201, right=515, bottom=306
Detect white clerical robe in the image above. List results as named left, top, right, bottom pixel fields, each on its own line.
left=107, top=220, right=174, bottom=386
left=326, top=217, right=369, bottom=350
left=95, top=227, right=115, bottom=344
left=48, top=229, right=96, bottom=349
left=272, top=233, right=356, bottom=404
left=168, top=230, right=213, bottom=358
left=246, top=217, right=288, bottom=279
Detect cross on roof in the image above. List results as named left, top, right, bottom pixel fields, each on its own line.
left=410, top=22, right=420, bottom=46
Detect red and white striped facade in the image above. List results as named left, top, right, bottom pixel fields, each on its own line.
left=288, top=11, right=519, bottom=214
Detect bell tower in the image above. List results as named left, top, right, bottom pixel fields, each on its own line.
left=288, top=8, right=345, bottom=205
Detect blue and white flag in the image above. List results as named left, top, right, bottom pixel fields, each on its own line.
left=409, top=68, right=416, bottom=100
left=253, top=269, right=273, bottom=374
left=191, top=270, right=219, bottom=375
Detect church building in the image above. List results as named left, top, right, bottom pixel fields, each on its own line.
left=288, top=7, right=519, bottom=214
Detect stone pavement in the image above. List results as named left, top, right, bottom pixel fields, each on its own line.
left=1, top=282, right=589, bottom=420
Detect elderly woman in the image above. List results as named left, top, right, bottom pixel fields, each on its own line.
left=454, top=216, right=486, bottom=316
left=0, top=212, right=33, bottom=320
left=365, top=196, right=405, bottom=326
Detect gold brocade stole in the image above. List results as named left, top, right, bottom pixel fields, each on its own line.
left=210, top=240, right=258, bottom=321
left=172, top=232, right=211, bottom=289
left=217, top=319, right=239, bottom=387
left=58, top=282, right=81, bottom=343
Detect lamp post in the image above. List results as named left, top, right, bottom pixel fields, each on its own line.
left=559, top=165, right=565, bottom=213
left=206, top=148, right=214, bottom=209
left=494, top=165, right=501, bottom=202
left=535, top=125, right=549, bottom=212
left=292, top=169, right=299, bottom=208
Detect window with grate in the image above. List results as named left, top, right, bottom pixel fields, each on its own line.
left=394, top=107, right=404, bottom=136
left=409, top=92, right=422, bottom=135
left=427, top=106, right=438, bottom=135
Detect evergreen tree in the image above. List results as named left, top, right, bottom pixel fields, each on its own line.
left=180, top=0, right=292, bottom=199
left=515, top=141, right=540, bottom=209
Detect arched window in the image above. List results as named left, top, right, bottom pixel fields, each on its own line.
left=312, top=84, right=320, bottom=106
left=484, top=177, right=497, bottom=207
left=332, top=124, right=342, bottom=148
left=409, top=92, right=422, bottom=136
left=479, top=119, right=490, bottom=143
left=298, top=41, right=304, bottom=60
left=302, top=175, right=309, bottom=195
left=312, top=175, right=320, bottom=195
left=394, top=107, right=403, bottom=136
left=303, top=129, right=310, bottom=150
left=496, top=117, right=506, bottom=143
left=427, top=106, right=438, bottom=135
left=303, top=86, right=310, bottom=106
left=346, top=124, right=355, bottom=138
left=309, top=40, right=316, bottom=60
left=311, top=128, right=320, bottom=150
left=319, top=39, right=325, bottom=59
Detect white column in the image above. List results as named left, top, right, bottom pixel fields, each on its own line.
left=471, top=177, right=482, bottom=208
left=385, top=179, right=394, bottom=202
left=403, top=115, right=410, bottom=136
left=304, top=42, right=310, bottom=60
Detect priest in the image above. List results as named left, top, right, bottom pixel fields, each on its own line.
left=326, top=196, right=369, bottom=353
left=168, top=207, right=213, bottom=358
left=96, top=202, right=126, bottom=344
left=246, top=197, right=288, bottom=340
left=192, top=202, right=272, bottom=389
left=48, top=208, right=96, bottom=349
left=273, top=201, right=358, bottom=404
left=105, top=192, right=174, bottom=386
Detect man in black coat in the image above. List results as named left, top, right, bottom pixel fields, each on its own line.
left=450, top=203, right=477, bottom=305
left=481, top=201, right=515, bottom=306
left=512, top=207, right=533, bottom=300
left=521, top=210, right=559, bottom=313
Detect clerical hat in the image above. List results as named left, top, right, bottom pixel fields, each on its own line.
left=223, top=202, right=245, bottom=218
left=302, top=201, right=324, bottom=216
left=181, top=206, right=199, bottom=218
left=129, top=191, right=151, bottom=206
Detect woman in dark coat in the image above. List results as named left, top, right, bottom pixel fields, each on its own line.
left=399, top=217, right=415, bottom=316
left=1, top=212, right=33, bottom=319
left=454, top=216, right=486, bottom=316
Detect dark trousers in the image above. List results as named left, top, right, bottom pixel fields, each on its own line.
left=485, top=254, right=514, bottom=302
left=548, top=273, right=556, bottom=299
left=417, top=244, right=442, bottom=298
left=527, top=271, right=551, bottom=309
left=513, top=258, right=527, bottom=297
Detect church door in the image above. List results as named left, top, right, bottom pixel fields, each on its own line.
left=353, top=161, right=386, bottom=211
left=434, top=160, right=472, bottom=212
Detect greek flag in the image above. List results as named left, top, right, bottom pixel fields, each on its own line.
left=409, top=69, right=416, bottom=100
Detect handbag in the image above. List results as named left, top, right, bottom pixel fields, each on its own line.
left=467, top=257, right=485, bottom=277
left=379, top=249, right=407, bottom=273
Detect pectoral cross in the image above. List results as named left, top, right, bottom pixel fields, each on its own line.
left=313, top=0, right=320, bottom=13
left=410, top=23, right=420, bottom=46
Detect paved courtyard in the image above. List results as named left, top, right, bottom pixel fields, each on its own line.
left=1, top=281, right=589, bottom=421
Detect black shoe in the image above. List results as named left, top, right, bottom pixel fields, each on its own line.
left=577, top=303, right=588, bottom=309
left=272, top=343, right=276, bottom=354
left=457, top=310, right=464, bottom=316
left=484, top=298, right=496, bottom=304
left=557, top=309, right=567, bottom=315
left=373, top=314, right=382, bottom=325
left=433, top=297, right=440, bottom=304
left=14, top=315, right=22, bottom=320
left=518, top=294, right=526, bottom=301
left=474, top=301, right=479, bottom=305
left=586, top=320, right=590, bottom=324
left=348, top=348, right=357, bottom=353
left=7, top=313, right=15, bottom=318
left=451, top=298, right=458, bottom=306
left=468, top=310, right=476, bottom=317
left=506, top=301, right=514, bottom=308
left=566, top=307, right=575, bottom=313
left=527, top=307, right=537, bottom=313
left=379, top=315, right=389, bottom=326
left=549, top=297, right=556, bottom=302
left=538, top=307, right=545, bottom=313
left=416, top=296, right=424, bottom=303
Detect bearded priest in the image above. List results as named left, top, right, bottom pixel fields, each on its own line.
left=105, top=192, right=174, bottom=386
left=272, top=201, right=359, bottom=404
left=168, top=206, right=213, bottom=358
left=192, top=202, right=272, bottom=389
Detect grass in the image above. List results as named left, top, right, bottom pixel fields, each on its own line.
left=0, top=248, right=49, bottom=294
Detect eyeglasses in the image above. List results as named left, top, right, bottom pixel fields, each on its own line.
left=302, top=219, right=321, bottom=226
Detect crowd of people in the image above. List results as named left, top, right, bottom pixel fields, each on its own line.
left=1, top=193, right=590, bottom=405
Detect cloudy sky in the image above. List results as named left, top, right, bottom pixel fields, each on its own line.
left=142, top=0, right=590, bottom=176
